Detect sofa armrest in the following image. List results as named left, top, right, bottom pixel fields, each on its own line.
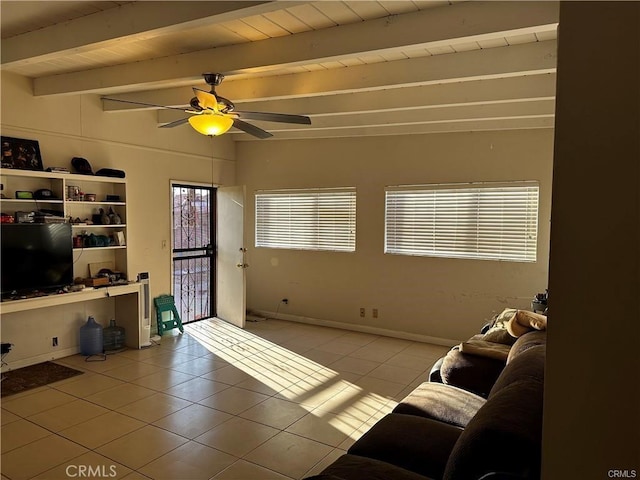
left=440, top=348, right=505, bottom=397
left=348, top=413, right=462, bottom=479
left=308, top=454, right=434, bottom=480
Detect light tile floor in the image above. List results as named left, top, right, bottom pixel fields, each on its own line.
left=1, top=318, right=449, bottom=480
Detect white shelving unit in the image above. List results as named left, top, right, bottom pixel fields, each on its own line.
left=0, top=168, right=129, bottom=280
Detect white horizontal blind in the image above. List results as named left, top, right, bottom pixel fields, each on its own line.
left=385, top=182, right=539, bottom=262
left=256, top=188, right=356, bottom=252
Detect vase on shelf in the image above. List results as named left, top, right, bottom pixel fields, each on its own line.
left=108, top=207, right=121, bottom=225
left=99, top=208, right=110, bottom=225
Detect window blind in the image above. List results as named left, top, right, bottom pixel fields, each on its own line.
left=256, top=188, right=356, bottom=252
left=385, top=182, right=539, bottom=262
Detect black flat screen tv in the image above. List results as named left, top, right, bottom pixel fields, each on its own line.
left=1, top=223, right=73, bottom=297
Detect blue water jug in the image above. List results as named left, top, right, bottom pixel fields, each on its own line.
left=80, top=316, right=103, bottom=355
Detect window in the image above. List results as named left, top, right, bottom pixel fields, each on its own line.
left=385, top=182, right=539, bottom=262
left=256, top=188, right=356, bottom=252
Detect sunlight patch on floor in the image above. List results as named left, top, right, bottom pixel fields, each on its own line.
left=185, top=318, right=391, bottom=436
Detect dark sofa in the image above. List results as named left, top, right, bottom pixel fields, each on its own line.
left=306, top=328, right=546, bottom=480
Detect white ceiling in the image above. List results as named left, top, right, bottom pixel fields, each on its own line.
left=0, top=1, right=558, bottom=141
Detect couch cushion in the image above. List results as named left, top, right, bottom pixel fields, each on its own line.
left=506, top=330, right=547, bottom=363
left=489, top=345, right=546, bottom=398
left=348, top=413, right=462, bottom=479
left=482, top=308, right=519, bottom=345
left=440, top=348, right=505, bottom=397
left=443, top=379, right=544, bottom=480
left=459, top=339, right=512, bottom=361
left=393, top=382, right=486, bottom=428
left=309, top=454, right=433, bottom=480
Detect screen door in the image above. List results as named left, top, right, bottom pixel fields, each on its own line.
left=171, top=183, right=215, bottom=323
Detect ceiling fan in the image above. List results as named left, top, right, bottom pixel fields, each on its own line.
left=102, top=73, right=311, bottom=139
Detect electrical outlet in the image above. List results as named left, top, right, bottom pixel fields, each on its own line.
left=372, top=308, right=378, bottom=318
left=359, top=307, right=365, bottom=317
left=52, top=337, right=58, bottom=347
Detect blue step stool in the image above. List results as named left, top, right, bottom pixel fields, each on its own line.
left=154, top=295, right=184, bottom=336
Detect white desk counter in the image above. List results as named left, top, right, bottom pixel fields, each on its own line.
left=0, top=283, right=148, bottom=370
left=0, top=283, right=141, bottom=314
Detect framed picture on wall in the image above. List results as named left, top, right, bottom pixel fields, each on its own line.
left=1, top=136, right=44, bottom=171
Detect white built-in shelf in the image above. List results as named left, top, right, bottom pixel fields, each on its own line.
left=0, top=169, right=126, bottom=184
left=65, top=201, right=126, bottom=206
left=67, top=174, right=126, bottom=184
left=71, top=224, right=127, bottom=228
left=1, top=168, right=129, bottom=280
left=0, top=198, right=64, bottom=204
left=0, top=282, right=139, bottom=314
left=73, top=245, right=126, bottom=251
left=0, top=169, right=63, bottom=180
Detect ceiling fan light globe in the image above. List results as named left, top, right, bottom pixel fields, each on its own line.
left=188, top=114, right=233, bottom=136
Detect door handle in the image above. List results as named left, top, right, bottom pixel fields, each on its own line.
left=236, top=263, right=249, bottom=269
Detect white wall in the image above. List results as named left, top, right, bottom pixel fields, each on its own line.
left=237, top=130, right=553, bottom=342
left=543, top=2, right=639, bottom=478
left=0, top=71, right=236, bottom=367
left=0, top=67, right=555, bottom=362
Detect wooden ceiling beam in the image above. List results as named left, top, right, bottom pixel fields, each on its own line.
left=152, top=74, right=556, bottom=125
left=233, top=117, right=555, bottom=141
left=227, top=99, right=556, bottom=132
left=33, top=1, right=558, bottom=96
left=2, top=1, right=291, bottom=67
left=103, top=41, right=556, bottom=113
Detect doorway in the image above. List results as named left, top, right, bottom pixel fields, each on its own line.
left=171, top=183, right=215, bottom=323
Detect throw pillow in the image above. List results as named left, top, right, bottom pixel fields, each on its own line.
left=482, top=308, right=519, bottom=345
left=506, top=310, right=548, bottom=337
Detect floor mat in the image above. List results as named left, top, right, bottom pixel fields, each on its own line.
left=1, top=361, right=84, bottom=397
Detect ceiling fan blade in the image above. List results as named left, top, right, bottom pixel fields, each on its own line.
left=193, top=88, right=218, bottom=111
left=235, top=110, right=311, bottom=125
left=159, top=117, right=191, bottom=128
left=102, top=97, right=187, bottom=112
left=232, top=119, right=273, bottom=139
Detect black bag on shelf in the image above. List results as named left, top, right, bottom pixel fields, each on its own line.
left=95, top=168, right=125, bottom=178
left=71, top=157, right=93, bottom=175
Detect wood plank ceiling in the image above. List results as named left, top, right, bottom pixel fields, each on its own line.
left=0, top=1, right=558, bottom=141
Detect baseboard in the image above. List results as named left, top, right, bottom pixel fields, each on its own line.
left=246, top=313, right=267, bottom=323
left=251, top=310, right=460, bottom=347
left=1, top=346, right=80, bottom=372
